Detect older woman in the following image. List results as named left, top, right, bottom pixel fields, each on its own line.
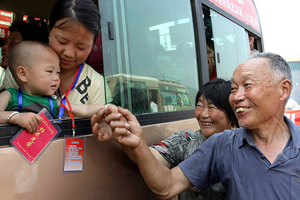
left=149, top=78, right=238, bottom=200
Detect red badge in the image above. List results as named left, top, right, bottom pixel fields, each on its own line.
left=63, top=137, right=85, bottom=172
left=10, top=108, right=61, bottom=164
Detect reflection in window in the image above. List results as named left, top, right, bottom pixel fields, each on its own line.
left=159, top=83, right=192, bottom=112
left=101, top=0, right=199, bottom=114
left=106, top=74, right=193, bottom=114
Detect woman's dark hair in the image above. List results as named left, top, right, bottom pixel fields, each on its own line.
left=195, top=78, right=239, bottom=128
left=49, top=0, right=100, bottom=44
left=10, top=22, right=49, bottom=43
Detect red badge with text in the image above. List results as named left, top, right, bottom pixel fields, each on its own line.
left=63, top=136, right=85, bottom=173
left=10, top=108, right=61, bottom=164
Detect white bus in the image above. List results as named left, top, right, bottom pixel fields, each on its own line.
left=0, top=0, right=263, bottom=199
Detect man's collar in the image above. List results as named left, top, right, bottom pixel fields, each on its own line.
left=237, top=116, right=300, bottom=149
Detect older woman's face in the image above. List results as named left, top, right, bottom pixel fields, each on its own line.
left=48, top=18, right=94, bottom=71
left=1, top=31, right=22, bottom=68
left=195, top=95, right=232, bottom=139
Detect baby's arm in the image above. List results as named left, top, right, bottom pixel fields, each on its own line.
left=56, top=98, right=119, bottom=118
left=70, top=103, right=118, bottom=118
left=0, top=90, right=41, bottom=133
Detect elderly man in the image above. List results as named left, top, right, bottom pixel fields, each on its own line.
left=92, top=52, right=300, bottom=199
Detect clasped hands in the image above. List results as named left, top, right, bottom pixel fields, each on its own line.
left=91, top=104, right=143, bottom=148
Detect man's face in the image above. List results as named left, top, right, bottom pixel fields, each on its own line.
left=249, top=36, right=255, bottom=50
left=1, top=31, right=22, bottom=68
left=229, top=58, right=282, bottom=129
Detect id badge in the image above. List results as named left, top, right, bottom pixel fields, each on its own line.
left=63, top=135, right=86, bottom=173
left=10, top=108, right=61, bottom=164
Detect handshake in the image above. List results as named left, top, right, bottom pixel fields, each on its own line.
left=91, top=104, right=144, bottom=148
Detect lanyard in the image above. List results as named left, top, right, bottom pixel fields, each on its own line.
left=60, top=84, right=76, bottom=136
left=18, top=89, right=54, bottom=117
left=57, top=63, right=83, bottom=136
left=57, top=63, right=83, bottom=122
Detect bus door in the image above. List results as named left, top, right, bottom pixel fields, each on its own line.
left=203, top=7, right=249, bottom=80
left=201, top=0, right=263, bottom=81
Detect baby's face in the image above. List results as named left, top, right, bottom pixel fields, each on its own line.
left=26, top=47, right=60, bottom=96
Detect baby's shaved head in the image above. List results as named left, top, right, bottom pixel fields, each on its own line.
left=9, top=41, right=53, bottom=80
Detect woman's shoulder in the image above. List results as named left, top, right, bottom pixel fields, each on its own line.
left=176, top=129, right=205, bottom=138
left=167, top=129, right=205, bottom=146
left=82, top=63, right=104, bottom=79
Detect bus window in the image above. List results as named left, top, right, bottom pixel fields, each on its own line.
left=159, top=83, right=192, bottom=112
left=149, top=89, right=159, bottom=113
left=99, top=0, right=199, bottom=114
left=106, top=74, right=193, bottom=113
left=111, top=80, right=149, bottom=114
left=204, top=8, right=250, bottom=81
left=249, top=34, right=259, bottom=54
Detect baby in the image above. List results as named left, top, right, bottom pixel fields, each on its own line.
left=0, top=41, right=115, bottom=133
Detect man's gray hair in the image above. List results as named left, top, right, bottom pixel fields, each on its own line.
left=249, top=52, right=292, bottom=84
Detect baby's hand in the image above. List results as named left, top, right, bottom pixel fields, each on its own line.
left=105, top=104, right=118, bottom=114
left=104, top=104, right=126, bottom=122
left=10, top=113, right=41, bottom=133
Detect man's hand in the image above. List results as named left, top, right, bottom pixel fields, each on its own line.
left=110, top=107, right=143, bottom=148
left=91, top=104, right=122, bottom=142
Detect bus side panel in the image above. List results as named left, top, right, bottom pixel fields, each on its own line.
left=0, top=118, right=198, bottom=199
left=0, top=136, right=158, bottom=200
left=143, top=118, right=200, bottom=146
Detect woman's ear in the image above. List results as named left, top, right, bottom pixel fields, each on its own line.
left=16, top=66, right=28, bottom=83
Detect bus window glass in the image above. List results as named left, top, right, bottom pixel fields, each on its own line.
left=99, top=0, right=198, bottom=114
left=206, top=9, right=249, bottom=80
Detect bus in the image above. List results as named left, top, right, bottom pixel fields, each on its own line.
left=0, top=0, right=263, bottom=199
